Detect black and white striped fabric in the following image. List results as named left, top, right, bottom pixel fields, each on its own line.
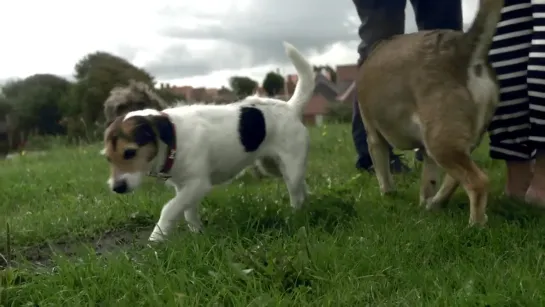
left=488, top=0, right=545, bottom=161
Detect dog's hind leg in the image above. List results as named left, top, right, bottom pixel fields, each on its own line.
left=367, top=128, right=395, bottom=195
left=277, top=149, right=309, bottom=211
left=256, top=157, right=283, bottom=177
left=419, top=150, right=441, bottom=207
left=425, top=173, right=459, bottom=211
left=429, top=148, right=489, bottom=226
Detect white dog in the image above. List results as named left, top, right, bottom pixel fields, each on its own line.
left=102, top=42, right=316, bottom=242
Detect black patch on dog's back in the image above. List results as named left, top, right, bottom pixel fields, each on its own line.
left=238, top=107, right=266, bottom=152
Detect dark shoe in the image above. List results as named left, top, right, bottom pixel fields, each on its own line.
left=355, top=156, right=373, bottom=172
left=415, top=149, right=424, bottom=162
left=355, top=156, right=411, bottom=174
left=389, top=157, right=411, bottom=174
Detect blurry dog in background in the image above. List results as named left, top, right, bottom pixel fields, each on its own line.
left=104, top=80, right=168, bottom=126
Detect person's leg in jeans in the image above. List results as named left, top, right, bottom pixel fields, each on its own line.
left=410, top=0, right=463, bottom=162
left=410, top=0, right=463, bottom=32
left=488, top=0, right=534, bottom=198
left=526, top=0, right=545, bottom=204
left=351, top=0, right=409, bottom=172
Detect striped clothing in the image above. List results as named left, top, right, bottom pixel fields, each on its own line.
left=489, top=0, right=545, bottom=160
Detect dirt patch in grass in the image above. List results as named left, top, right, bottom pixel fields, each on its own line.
left=0, top=225, right=154, bottom=268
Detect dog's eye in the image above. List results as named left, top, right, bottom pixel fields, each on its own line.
left=123, top=149, right=137, bottom=160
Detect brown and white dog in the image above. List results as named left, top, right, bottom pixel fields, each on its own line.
left=356, top=0, right=503, bottom=226
left=101, top=42, right=315, bottom=242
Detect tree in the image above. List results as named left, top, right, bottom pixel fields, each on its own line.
left=0, top=91, right=11, bottom=117
left=74, top=51, right=154, bottom=82
left=229, top=76, right=258, bottom=98
left=66, top=51, right=155, bottom=124
left=2, top=74, right=71, bottom=135
left=262, top=72, right=285, bottom=97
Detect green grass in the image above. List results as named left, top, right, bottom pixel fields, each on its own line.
left=1, top=123, right=545, bottom=306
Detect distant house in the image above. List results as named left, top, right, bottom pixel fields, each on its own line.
left=303, top=72, right=340, bottom=126
left=191, top=87, right=208, bottom=102
left=162, top=63, right=360, bottom=126
left=216, top=87, right=237, bottom=103
left=169, top=85, right=238, bottom=104
left=277, top=68, right=342, bottom=126
left=170, top=85, right=193, bottom=101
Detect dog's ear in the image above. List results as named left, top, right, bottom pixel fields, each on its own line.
left=132, top=116, right=157, bottom=146
left=131, top=114, right=174, bottom=147
left=149, top=114, right=175, bottom=148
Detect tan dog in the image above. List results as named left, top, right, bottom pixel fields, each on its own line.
left=356, top=0, right=504, bottom=226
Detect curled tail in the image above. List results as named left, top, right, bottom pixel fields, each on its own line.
left=283, top=42, right=316, bottom=116
left=464, top=0, right=504, bottom=63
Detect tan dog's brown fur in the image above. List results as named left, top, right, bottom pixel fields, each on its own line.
left=356, top=0, right=504, bottom=226
left=103, top=113, right=173, bottom=179
left=104, top=80, right=169, bottom=126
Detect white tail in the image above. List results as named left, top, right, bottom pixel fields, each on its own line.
left=283, top=42, right=316, bottom=116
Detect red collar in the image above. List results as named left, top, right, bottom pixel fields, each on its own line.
left=152, top=112, right=176, bottom=179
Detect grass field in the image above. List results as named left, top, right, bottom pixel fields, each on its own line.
left=1, top=123, right=545, bottom=306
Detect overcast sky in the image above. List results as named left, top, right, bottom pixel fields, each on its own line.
left=0, top=0, right=478, bottom=88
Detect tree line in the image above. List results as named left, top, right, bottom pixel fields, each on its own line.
left=0, top=51, right=314, bottom=152
left=0, top=46, right=339, bottom=155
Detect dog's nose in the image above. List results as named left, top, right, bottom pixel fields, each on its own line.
left=112, top=180, right=128, bottom=194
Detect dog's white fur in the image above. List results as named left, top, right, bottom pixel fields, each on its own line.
left=106, top=42, right=316, bottom=242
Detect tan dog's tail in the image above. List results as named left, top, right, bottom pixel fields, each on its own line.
left=283, top=42, right=316, bottom=117
left=464, top=0, right=504, bottom=63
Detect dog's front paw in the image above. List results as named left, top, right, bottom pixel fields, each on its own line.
left=187, top=224, right=203, bottom=234
left=148, top=231, right=166, bottom=243
left=424, top=197, right=442, bottom=211
left=419, top=196, right=427, bottom=207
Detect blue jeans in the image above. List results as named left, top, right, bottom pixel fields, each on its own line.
left=351, top=0, right=463, bottom=169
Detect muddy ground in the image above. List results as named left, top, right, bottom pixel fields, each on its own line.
left=0, top=226, right=154, bottom=269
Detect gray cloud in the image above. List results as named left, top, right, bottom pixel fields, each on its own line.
left=143, top=44, right=213, bottom=79
left=147, top=0, right=360, bottom=78
left=145, top=0, right=475, bottom=80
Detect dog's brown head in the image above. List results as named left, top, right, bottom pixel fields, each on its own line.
left=103, top=80, right=169, bottom=127
left=102, top=110, right=175, bottom=194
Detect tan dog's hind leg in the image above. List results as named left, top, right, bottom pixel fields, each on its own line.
left=425, top=173, right=459, bottom=210
left=419, top=151, right=441, bottom=207
left=431, top=149, right=489, bottom=226
left=366, top=129, right=395, bottom=195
